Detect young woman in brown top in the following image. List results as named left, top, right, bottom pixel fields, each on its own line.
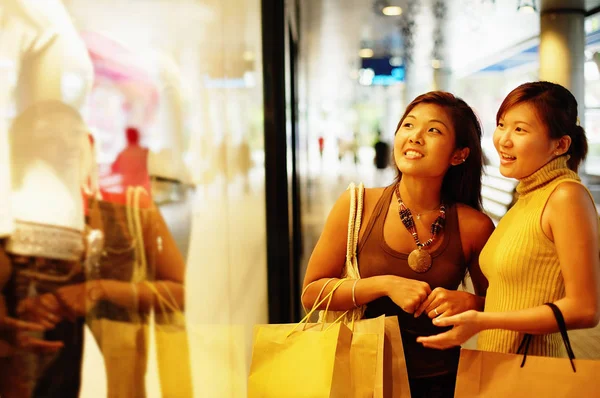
left=302, top=91, right=495, bottom=397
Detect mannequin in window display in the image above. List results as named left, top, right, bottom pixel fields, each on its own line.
left=0, top=0, right=94, bottom=397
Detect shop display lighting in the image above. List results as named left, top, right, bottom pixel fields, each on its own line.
left=517, top=0, right=537, bottom=13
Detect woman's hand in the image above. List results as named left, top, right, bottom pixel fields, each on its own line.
left=386, top=276, right=431, bottom=314
left=54, top=281, right=105, bottom=319
left=16, top=294, right=64, bottom=329
left=1, top=313, right=63, bottom=352
left=416, top=310, right=481, bottom=349
left=413, top=288, right=481, bottom=319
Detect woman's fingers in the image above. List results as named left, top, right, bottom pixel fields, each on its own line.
left=17, top=334, right=63, bottom=352
left=0, top=316, right=45, bottom=332
left=415, top=291, right=436, bottom=318
left=427, top=302, right=448, bottom=319
left=432, top=313, right=460, bottom=327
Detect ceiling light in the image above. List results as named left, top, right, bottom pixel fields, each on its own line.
left=389, top=56, right=403, bottom=67
left=517, top=0, right=537, bottom=13
left=382, top=6, right=402, bottom=16
left=432, top=59, right=442, bottom=69
left=359, top=48, right=374, bottom=58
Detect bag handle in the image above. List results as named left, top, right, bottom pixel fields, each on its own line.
left=288, top=278, right=349, bottom=336
left=516, top=302, right=576, bottom=372
left=126, top=186, right=148, bottom=283
left=144, top=281, right=181, bottom=315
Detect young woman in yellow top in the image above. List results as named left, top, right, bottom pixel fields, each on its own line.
left=418, top=81, right=600, bottom=355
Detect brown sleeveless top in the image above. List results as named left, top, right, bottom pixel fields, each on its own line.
left=358, top=184, right=467, bottom=378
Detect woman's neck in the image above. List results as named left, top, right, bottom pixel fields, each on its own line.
left=397, top=175, right=443, bottom=213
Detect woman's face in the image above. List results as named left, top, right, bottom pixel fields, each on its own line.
left=493, top=102, right=559, bottom=179
left=394, top=103, right=466, bottom=178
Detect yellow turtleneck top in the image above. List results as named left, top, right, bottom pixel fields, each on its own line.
left=477, top=156, right=584, bottom=357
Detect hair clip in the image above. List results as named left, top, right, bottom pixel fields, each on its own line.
left=576, top=117, right=581, bottom=127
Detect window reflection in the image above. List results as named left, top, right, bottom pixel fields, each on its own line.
left=1, top=0, right=266, bottom=397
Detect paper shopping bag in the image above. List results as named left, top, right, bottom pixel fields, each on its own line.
left=148, top=282, right=194, bottom=398
left=382, top=316, right=411, bottom=398
left=454, top=348, right=600, bottom=397
left=248, top=322, right=353, bottom=398
left=350, top=316, right=385, bottom=397
left=88, top=318, right=149, bottom=398
left=455, top=303, right=600, bottom=398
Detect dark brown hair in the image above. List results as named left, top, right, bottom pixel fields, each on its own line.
left=496, top=81, right=588, bottom=171
left=395, top=91, right=483, bottom=211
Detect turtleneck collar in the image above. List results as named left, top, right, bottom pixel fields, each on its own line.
left=516, top=155, right=579, bottom=196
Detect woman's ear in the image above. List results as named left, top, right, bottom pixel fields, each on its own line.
left=554, top=135, right=572, bottom=156
left=451, top=147, right=470, bottom=166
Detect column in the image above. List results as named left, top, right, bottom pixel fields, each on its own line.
left=539, top=0, right=585, bottom=124
left=431, top=0, right=450, bottom=92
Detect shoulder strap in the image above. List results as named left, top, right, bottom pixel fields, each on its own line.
left=343, top=182, right=364, bottom=279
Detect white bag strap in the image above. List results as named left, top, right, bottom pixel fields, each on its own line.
left=343, top=182, right=364, bottom=279
left=126, top=186, right=147, bottom=283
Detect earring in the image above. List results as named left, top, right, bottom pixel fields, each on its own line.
left=554, top=151, right=560, bottom=156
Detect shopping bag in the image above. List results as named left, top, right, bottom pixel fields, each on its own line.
left=89, top=318, right=149, bottom=398
left=455, top=303, right=600, bottom=397
left=249, top=279, right=353, bottom=398
left=248, top=321, right=353, bottom=398
left=348, top=316, right=383, bottom=398
left=146, top=282, right=194, bottom=398
left=383, top=316, right=411, bottom=398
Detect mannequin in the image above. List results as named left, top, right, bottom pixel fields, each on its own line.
left=2, top=0, right=93, bottom=260
left=0, top=1, right=93, bottom=397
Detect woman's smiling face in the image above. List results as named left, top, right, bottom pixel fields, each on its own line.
left=493, top=102, right=559, bottom=179
left=394, top=103, right=463, bottom=178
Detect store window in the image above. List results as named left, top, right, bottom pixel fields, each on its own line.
left=0, top=1, right=266, bottom=396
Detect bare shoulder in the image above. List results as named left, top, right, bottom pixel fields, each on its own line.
left=456, top=203, right=495, bottom=249
left=329, top=186, right=385, bottom=223
left=547, top=181, right=596, bottom=218
left=364, top=187, right=386, bottom=206
left=456, top=203, right=495, bottom=229
left=548, top=181, right=594, bottom=207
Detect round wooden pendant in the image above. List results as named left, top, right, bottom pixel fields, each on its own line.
left=407, top=248, right=432, bottom=273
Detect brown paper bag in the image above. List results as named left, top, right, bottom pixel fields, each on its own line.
left=454, top=348, right=600, bottom=397
left=351, top=316, right=385, bottom=398
left=350, top=315, right=411, bottom=398
left=383, top=316, right=411, bottom=398
left=455, top=303, right=600, bottom=397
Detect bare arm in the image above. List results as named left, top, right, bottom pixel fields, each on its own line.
left=418, top=183, right=600, bottom=348
left=302, top=188, right=430, bottom=314
left=476, top=182, right=599, bottom=333
left=464, top=211, right=494, bottom=310
left=92, top=203, right=185, bottom=312
left=51, top=204, right=185, bottom=317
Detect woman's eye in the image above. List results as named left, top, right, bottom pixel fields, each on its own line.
left=403, top=122, right=413, bottom=128
left=515, top=126, right=524, bottom=132
left=497, top=122, right=504, bottom=128
left=429, top=128, right=441, bottom=134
